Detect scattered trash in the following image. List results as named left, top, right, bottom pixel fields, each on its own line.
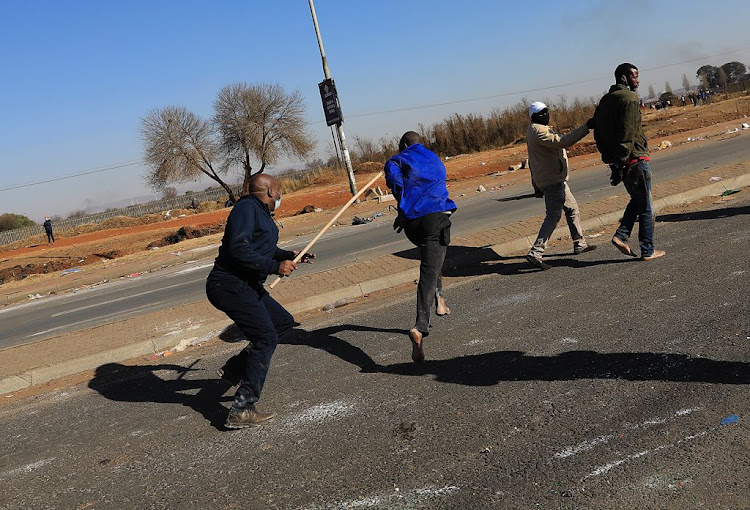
left=177, top=214, right=186, bottom=218
left=127, top=272, right=143, bottom=278
left=742, top=123, right=750, bottom=130
left=460, top=193, right=466, bottom=197
left=726, top=128, right=740, bottom=133
left=477, top=185, right=487, bottom=192
left=314, top=207, right=323, bottom=212
left=588, top=233, right=603, bottom=238
left=709, top=176, right=722, bottom=182
left=322, top=297, right=358, bottom=311
left=722, top=189, right=741, bottom=197
left=171, top=251, right=182, bottom=256
left=507, top=163, right=521, bottom=171
left=298, top=204, right=317, bottom=215
left=61, top=268, right=82, bottom=276
left=480, top=162, right=486, bottom=166
left=656, top=140, right=672, bottom=150
left=149, top=246, right=160, bottom=250
left=164, top=210, right=171, bottom=219
left=352, top=216, right=370, bottom=225
left=720, top=414, right=739, bottom=426
left=394, top=421, right=417, bottom=440
left=29, top=293, right=45, bottom=299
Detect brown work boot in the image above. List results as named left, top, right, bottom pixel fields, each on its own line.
left=225, top=407, right=277, bottom=429
left=409, top=328, right=425, bottom=363
left=436, top=296, right=451, bottom=316
left=642, top=250, right=666, bottom=261
left=525, top=254, right=551, bottom=271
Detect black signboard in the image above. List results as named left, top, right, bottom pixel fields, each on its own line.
left=318, top=78, right=343, bottom=126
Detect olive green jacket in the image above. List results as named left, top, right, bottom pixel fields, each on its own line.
left=593, top=84, right=649, bottom=166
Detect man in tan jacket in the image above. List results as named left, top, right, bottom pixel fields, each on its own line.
left=525, top=102, right=596, bottom=270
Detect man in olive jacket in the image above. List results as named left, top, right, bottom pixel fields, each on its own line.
left=593, top=63, right=665, bottom=260
left=525, top=102, right=595, bottom=270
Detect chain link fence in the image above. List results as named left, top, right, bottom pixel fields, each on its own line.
left=0, top=187, right=237, bottom=247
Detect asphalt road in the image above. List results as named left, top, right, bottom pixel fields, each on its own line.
left=1, top=134, right=748, bottom=349
left=0, top=194, right=747, bottom=508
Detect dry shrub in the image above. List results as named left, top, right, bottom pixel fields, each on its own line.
left=70, top=223, right=100, bottom=235
left=197, top=201, right=221, bottom=213
left=355, top=161, right=382, bottom=175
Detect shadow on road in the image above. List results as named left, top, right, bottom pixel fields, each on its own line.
left=495, top=192, right=540, bottom=202
left=381, top=350, right=749, bottom=385
left=657, top=205, right=750, bottom=223
left=89, top=362, right=232, bottom=430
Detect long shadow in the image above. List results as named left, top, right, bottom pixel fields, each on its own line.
left=393, top=244, right=635, bottom=277
left=219, top=323, right=400, bottom=373
left=657, top=205, right=750, bottom=223
left=88, top=362, right=232, bottom=430
left=381, top=350, right=749, bottom=386
left=495, top=192, right=540, bottom=202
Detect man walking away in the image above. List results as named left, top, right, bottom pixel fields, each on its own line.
left=43, top=216, right=54, bottom=244
left=206, top=173, right=315, bottom=429
left=525, top=102, right=596, bottom=270
left=593, top=63, right=665, bottom=261
left=385, top=131, right=456, bottom=363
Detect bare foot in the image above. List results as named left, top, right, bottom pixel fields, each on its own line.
left=436, top=296, right=451, bottom=316
left=409, top=328, right=425, bottom=363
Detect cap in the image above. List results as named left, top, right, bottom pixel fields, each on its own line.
left=529, top=101, right=548, bottom=118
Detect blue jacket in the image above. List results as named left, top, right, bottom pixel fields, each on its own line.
left=211, top=195, right=294, bottom=285
left=384, top=143, right=456, bottom=220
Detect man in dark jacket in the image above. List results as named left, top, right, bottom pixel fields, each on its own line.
left=594, top=63, right=665, bottom=261
left=385, top=131, right=456, bottom=363
left=43, top=216, right=54, bottom=244
left=206, top=173, right=314, bottom=429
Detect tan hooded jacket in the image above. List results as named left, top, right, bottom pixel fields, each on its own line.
left=526, top=123, right=589, bottom=189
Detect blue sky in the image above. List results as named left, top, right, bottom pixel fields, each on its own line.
left=2, top=0, right=749, bottom=221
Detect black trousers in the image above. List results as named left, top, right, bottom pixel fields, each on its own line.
left=206, top=272, right=294, bottom=410
left=402, top=212, right=452, bottom=335
left=46, top=230, right=54, bottom=243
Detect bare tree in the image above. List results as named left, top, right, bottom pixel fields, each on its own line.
left=141, top=106, right=237, bottom=203
left=647, top=84, right=656, bottom=100
left=718, top=67, right=729, bottom=98
left=214, top=83, right=314, bottom=195
left=665, top=81, right=672, bottom=94
left=681, top=73, right=691, bottom=91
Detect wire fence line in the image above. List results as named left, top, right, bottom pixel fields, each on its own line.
left=0, top=187, right=236, bottom=247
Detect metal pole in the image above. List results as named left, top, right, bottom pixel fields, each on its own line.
left=308, top=0, right=359, bottom=200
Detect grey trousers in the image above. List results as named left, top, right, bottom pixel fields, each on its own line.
left=529, top=181, right=586, bottom=257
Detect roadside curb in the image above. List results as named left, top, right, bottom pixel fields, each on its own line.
left=2, top=173, right=748, bottom=395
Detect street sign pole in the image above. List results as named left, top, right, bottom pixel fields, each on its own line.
left=308, top=0, right=358, bottom=199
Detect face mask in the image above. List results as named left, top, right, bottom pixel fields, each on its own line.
left=274, top=196, right=282, bottom=211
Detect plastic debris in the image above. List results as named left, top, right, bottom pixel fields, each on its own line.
left=588, top=233, right=603, bottom=238
left=709, top=176, right=722, bottom=182
left=61, top=268, right=82, bottom=276
left=29, top=293, right=45, bottom=299
left=352, top=216, right=369, bottom=225
left=721, top=414, right=739, bottom=425
left=742, top=123, right=750, bottom=130
left=657, top=140, right=672, bottom=149
left=127, top=272, right=143, bottom=278
left=322, top=298, right=357, bottom=311
left=722, top=189, right=741, bottom=197
left=477, top=185, right=487, bottom=192
left=171, top=251, right=182, bottom=256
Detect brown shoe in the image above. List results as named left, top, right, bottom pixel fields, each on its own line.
left=642, top=250, right=666, bottom=261
left=225, top=408, right=277, bottom=429
left=525, top=254, right=551, bottom=270
left=611, top=237, right=637, bottom=257
left=409, top=328, right=425, bottom=363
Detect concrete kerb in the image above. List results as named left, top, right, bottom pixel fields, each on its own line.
left=2, top=173, right=748, bottom=395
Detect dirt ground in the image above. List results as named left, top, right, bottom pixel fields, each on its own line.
left=1, top=95, right=749, bottom=294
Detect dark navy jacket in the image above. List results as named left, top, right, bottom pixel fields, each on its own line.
left=211, top=195, right=293, bottom=285
left=384, top=143, right=457, bottom=220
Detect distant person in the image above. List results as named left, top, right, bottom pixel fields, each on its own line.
left=680, top=94, right=686, bottom=107
left=206, top=173, right=315, bottom=429
left=524, top=102, right=596, bottom=270
left=385, top=131, right=456, bottom=363
left=43, top=216, right=54, bottom=244
left=190, top=197, right=197, bottom=209
left=593, top=62, right=665, bottom=261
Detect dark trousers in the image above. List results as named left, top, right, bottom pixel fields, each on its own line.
left=206, top=271, right=294, bottom=410
left=46, top=231, right=54, bottom=243
left=615, top=160, right=654, bottom=257
left=403, top=212, right=452, bottom=335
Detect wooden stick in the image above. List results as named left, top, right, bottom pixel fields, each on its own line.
left=268, top=171, right=385, bottom=289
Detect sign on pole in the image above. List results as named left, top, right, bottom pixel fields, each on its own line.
left=318, top=78, right=343, bottom=126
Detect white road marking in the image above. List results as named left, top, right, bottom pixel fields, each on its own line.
left=27, top=303, right=156, bottom=338
left=0, top=458, right=56, bottom=480
left=50, top=281, right=190, bottom=317
left=175, top=262, right=214, bottom=275
left=553, top=407, right=702, bottom=459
